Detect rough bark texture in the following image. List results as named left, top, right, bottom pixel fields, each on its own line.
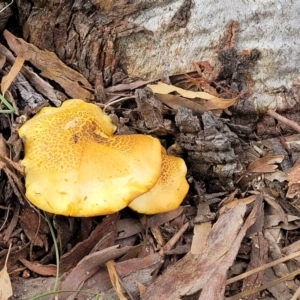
left=175, top=108, right=244, bottom=192
left=16, top=0, right=145, bottom=101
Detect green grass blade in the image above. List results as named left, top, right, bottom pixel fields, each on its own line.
left=0, top=93, right=15, bottom=113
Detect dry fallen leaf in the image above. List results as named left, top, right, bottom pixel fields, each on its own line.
left=287, top=159, right=300, bottom=198
left=19, top=259, right=56, bottom=277
left=0, top=243, right=13, bottom=300
left=148, top=81, right=216, bottom=100
left=154, top=93, right=207, bottom=115
left=247, top=155, right=284, bottom=173
left=132, top=278, right=147, bottom=296
left=219, top=195, right=257, bottom=215
left=1, top=56, right=24, bottom=95
left=202, top=95, right=239, bottom=110
left=106, top=260, right=127, bottom=300
left=148, top=81, right=239, bottom=110
left=141, top=202, right=252, bottom=300
left=58, top=245, right=131, bottom=300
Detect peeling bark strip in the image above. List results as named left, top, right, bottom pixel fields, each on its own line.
left=0, top=44, right=62, bottom=107
left=4, top=30, right=93, bottom=101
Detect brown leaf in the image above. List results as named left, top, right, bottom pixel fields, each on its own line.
left=263, top=192, right=288, bottom=226
left=1, top=56, right=24, bottom=95
left=0, top=244, right=12, bottom=300
left=146, top=207, right=184, bottom=228
left=203, top=95, right=239, bottom=110
left=116, top=218, right=143, bottom=240
left=247, top=155, right=284, bottom=173
left=77, top=253, right=162, bottom=299
left=0, top=264, right=12, bottom=300
left=60, top=214, right=118, bottom=273
left=19, top=259, right=56, bottom=277
left=19, top=206, right=49, bottom=249
left=0, top=44, right=62, bottom=106
left=3, top=204, right=20, bottom=242
left=148, top=81, right=239, bottom=110
left=0, top=134, right=9, bottom=158
left=0, top=54, right=5, bottom=69
left=219, top=195, right=257, bottom=215
left=287, top=159, right=300, bottom=198
left=58, top=245, right=131, bottom=300
left=4, top=30, right=93, bottom=101
left=155, top=93, right=207, bottom=115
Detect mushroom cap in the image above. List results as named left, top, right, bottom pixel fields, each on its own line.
left=128, top=152, right=189, bottom=214
left=19, top=99, right=162, bottom=217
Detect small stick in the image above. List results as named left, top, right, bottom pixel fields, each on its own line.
left=102, top=96, right=135, bottom=113
left=159, top=222, right=189, bottom=255
left=267, top=109, right=300, bottom=133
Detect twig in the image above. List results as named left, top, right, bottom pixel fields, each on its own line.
left=102, top=96, right=135, bottom=113
left=291, top=285, right=300, bottom=300
left=227, top=267, right=300, bottom=300
left=159, top=222, right=189, bottom=255
left=227, top=249, right=300, bottom=284
left=267, top=109, right=300, bottom=133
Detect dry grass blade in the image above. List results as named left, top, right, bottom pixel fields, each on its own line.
left=291, top=286, right=300, bottom=300
left=227, top=268, right=300, bottom=300
left=226, top=250, right=300, bottom=299
left=226, top=250, right=300, bottom=285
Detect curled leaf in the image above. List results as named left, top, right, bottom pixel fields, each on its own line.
left=148, top=81, right=239, bottom=110
left=247, top=155, right=284, bottom=173
left=1, top=56, right=24, bottom=95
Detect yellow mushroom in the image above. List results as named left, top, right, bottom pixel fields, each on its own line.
left=128, top=150, right=189, bottom=214
left=18, top=99, right=162, bottom=216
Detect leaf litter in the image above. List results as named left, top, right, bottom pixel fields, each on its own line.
left=1, top=18, right=300, bottom=300
left=0, top=243, right=12, bottom=300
